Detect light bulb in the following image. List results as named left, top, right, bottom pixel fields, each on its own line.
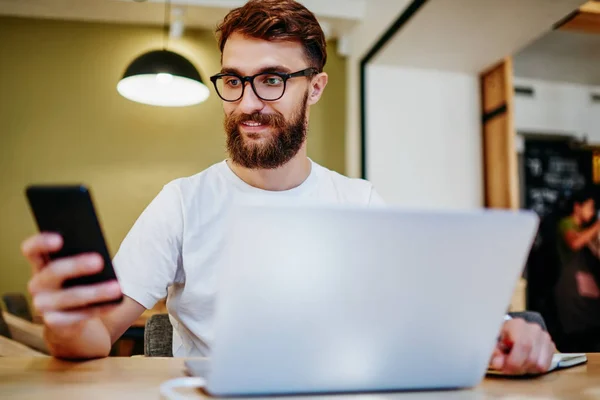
left=156, top=73, right=173, bottom=84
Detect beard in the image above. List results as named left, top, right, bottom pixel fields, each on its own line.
left=224, top=93, right=308, bottom=170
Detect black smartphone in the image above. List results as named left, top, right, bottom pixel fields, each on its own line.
left=25, top=185, right=123, bottom=306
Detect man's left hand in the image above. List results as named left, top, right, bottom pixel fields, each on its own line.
left=488, top=318, right=556, bottom=375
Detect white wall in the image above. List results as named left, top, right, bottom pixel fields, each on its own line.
left=366, top=65, right=483, bottom=209
left=514, top=77, right=600, bottom=143
left=345, top=0, right=414, bottom=178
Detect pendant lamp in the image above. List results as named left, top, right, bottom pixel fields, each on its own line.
left=117, top=0, right=209, bottom=107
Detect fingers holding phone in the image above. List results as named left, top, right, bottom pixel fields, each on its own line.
left=22, top=233, right=123, bottom=328
left=29, top=252, right=104, bottom=292
left=21, top=233, right=63, bottom=272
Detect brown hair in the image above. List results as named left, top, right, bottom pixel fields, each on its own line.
left=216, top=0, right=327, bottom=72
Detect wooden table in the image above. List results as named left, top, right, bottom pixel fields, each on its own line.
left=0, top=336, right=45, bottom=357
left=0, top=355, right=599, bottom=400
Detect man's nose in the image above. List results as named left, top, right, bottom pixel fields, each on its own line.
left=237, top=82, right=264, bottom=114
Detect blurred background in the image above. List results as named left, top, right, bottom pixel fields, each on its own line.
left=1, top=0, right=599, bottom=354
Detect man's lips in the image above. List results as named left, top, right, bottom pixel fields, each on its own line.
left=240, top=121, right=269, bottom=133
left=241, top=121, right=263, bottom=127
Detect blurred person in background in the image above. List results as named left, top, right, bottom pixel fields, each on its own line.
left=555, top=189, right=600, bottom=351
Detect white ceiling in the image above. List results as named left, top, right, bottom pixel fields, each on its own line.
left=514, top=30, right=600, bottom=85
left=372, top=0, right=586, bottom=74
left=0, top=0, right=366, bottom=39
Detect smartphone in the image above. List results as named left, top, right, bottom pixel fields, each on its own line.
left=25, top=185, right=123, bottom=306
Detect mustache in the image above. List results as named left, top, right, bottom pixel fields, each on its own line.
left=228, top=112, right=285, bottom=127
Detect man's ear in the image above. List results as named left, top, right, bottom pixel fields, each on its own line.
left=307, top=72, right=328, bottom=106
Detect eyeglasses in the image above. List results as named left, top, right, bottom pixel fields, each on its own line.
left=209, top=68, right=319, bottom=102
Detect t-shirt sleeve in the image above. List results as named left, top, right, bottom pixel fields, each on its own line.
left=112, top=183, right=183, bottom=309
left=368, top=186, right=386, bottom=207
left=558, top=217, right=577, bottom=238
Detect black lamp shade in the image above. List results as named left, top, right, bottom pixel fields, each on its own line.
left=117, top=50, right=209, bottom=107
left=123, top=50, right=201, bottom=81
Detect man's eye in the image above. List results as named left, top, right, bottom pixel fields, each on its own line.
left=225, top=78, right=241, bottom=87
left=263, top=76, right=283, bottom=86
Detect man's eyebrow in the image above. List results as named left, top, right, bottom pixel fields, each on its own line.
left=256, top=65, right=293, bottom=74
left=220, top=65, right=293, bottom=75
left=220, top=67, right=242, bottom=75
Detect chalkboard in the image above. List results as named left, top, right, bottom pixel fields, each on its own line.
left=523, top=138, right=592, bottom=218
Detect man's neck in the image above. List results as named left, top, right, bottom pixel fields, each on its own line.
left=572, top=213, right=583, bottom=227
left=227, top=147, right=312, bottom=191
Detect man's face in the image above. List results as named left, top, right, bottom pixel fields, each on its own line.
left=220, top=33, right=325, bottom=169
left=576, top=199, right=596, bottom=222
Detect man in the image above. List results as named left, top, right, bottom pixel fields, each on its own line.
left=21, top=0, right=554, bottom=374
left=555, top=190, right=600, bottom=351
left=557, top=190, right=600, bottom=267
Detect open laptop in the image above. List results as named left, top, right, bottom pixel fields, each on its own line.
left=185, top=205, right=539, bottom=396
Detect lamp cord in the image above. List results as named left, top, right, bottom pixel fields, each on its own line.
left=163, top=0, right=171, bottom=50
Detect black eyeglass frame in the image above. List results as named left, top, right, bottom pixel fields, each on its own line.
left=209, top=67, right=319, bottom=102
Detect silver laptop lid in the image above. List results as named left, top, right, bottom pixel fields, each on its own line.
left=206, top=205, right=538, bottom=396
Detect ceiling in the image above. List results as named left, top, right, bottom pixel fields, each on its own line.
left=371, top=0, right=585, bottom=74
left=514, top=30, right=600, bottom=85
left=0, top=0, right=366, bottom=39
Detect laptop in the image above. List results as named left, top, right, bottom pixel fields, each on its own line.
left=185, top=205, right=539, bottom=396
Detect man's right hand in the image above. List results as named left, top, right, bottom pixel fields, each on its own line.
left=21, top=233, right=122, bottom=334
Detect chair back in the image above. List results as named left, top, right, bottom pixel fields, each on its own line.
left=144, top=313, right=173, bottom=357
left=0, top=312, right=11, bottom=339
left=2, top=293, right=33, bottom=322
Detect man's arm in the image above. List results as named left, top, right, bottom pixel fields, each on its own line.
left=563, top=221, right=600, bottom=251
left=43, top=296, right=145, bottom=359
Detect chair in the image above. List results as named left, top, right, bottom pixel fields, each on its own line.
left=2, top=311, right=48, bottom=354
left=2, top=293, right=33, bottom=322
left=144, top=313, right=173, bottom=357
left=0, top=311, right=11, bottom=339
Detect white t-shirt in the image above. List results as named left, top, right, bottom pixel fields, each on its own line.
left=113, top=159, right=384, bottom=357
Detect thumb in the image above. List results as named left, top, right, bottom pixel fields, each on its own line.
left=489, top=348, right=506, bottom=371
